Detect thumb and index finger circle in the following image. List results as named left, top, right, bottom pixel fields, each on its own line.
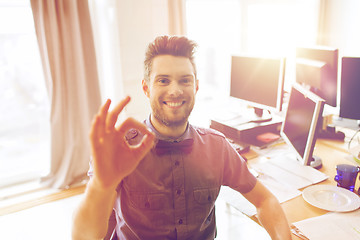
left=117, top=117, right=156, bottom=156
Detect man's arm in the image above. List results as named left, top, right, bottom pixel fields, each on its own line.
left=72, top=179, right=117, bottom=239
left=243, top=181, right=292, bottom=240
left=72, top=97, right=155, bottom=240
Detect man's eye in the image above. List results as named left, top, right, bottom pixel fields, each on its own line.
left=158, top=78, right=169, bottom=84
left=181, top=78, right=192, bottom=84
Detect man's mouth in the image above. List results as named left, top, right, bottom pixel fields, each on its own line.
left=163, top=101, right=185, bottom=107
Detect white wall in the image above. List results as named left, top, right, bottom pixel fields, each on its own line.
left=322, top=0, right=360, bottom=56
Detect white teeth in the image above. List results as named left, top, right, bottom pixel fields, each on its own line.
left=166, top=101, right=183, bottom=107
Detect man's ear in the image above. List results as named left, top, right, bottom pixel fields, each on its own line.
left=195, top=79, right=199, bottom=93
left=142, top=79, right=150, bottom=98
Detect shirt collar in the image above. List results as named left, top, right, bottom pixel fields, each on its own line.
left=145, top=115, right=193, bottom=142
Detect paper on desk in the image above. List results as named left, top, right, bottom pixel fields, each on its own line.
left=218, top=179, right=301, bottom=217
left=252, top=161, right=309, bottom=190
left=293, top=209, right=360, bottom=240
left=255, top=169, right=302, bottom=203
left=269, top=156, right=329, bottom=186
left=251, top=155, right=328, bottom=190
left=249, top=162, right=303, bottom=204
left=218, top=173, right=303, bottom=217
left=248, top=155, right=328, bottom=207
left=219, top=156, right=328, bottom=217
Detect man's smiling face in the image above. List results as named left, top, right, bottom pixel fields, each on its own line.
left=142, top=55, right=199, bottom=129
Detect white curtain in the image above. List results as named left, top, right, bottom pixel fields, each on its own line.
left=168, top=0, right=186, bottom=35
left=30, top=0, right=101, bottom=189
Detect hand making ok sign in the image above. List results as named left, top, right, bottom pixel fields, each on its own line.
left=89, top=96, right=155, bottom=190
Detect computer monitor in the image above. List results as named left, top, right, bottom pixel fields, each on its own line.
left=295, top=46, right=338, bottom=107
left=230, top=55, right=285, bottom=122
left=295, top=46, right=345, bottom=140
left=340, top=57, right=360, bottom=122
left=281, top=83, right=325, bottom=168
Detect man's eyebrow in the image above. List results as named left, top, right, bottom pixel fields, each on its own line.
left=155, top=74, right=194, bottom=78
left=155, top=74, right=170, bottom=78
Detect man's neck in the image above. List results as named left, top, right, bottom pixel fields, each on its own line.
left=150, top=116, right=188, bottom=138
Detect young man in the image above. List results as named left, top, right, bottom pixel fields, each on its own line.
left=72, top=35, right=292, bottom=240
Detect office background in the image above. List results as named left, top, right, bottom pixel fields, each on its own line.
left=1, top=1, right=360, bottom=239
left=0, top=0, right=359, bottom=210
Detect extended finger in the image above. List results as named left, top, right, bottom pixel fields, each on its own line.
left=89, top=115, right=100, bottom=145
left=98, top=99, right=112, bottom=137
left=106, top=96, right=131, bottom=132
left=89, top=115, right=102, bottom=160
left=90, top=100, right=110, bottom=142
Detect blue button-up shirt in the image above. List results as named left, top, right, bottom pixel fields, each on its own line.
left=92, top=117, right=257, bottom=239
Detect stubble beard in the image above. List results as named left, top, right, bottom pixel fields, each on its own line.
left=151, top=100, right=194, bottom=127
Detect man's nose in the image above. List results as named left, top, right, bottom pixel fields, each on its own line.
left=168, top=82, right=184, bottom=97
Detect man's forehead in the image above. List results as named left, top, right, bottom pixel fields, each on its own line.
left=150, top=55, right=195, bottom=77
left=152, top=55, right=191, bottom=66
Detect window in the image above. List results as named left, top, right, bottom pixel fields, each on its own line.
left=185, top=0, right=320, bottom=94
left=0, top=0, right=50, bottom=188
left=186, top=0, right=241, bottom=96
left=246, top=2, right=319, bottom=56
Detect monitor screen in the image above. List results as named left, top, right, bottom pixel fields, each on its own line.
left=340, top=57, right=360, bottom=120
left=281, top=83, right=325, bottom=167
left=296, top=46, right=338, bottom=107
left=230, top=55, right=285, bottom=114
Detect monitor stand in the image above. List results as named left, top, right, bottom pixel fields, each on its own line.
left=318, top=125, right=345, bottom=140
left=250, top=107, right=272, bottom=123
left=309, top=156, right=322, bottom=169
left=318, top=115, right=345, bottom=140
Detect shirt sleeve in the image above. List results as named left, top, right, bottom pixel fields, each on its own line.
left=221, top=139, right=257, bottom=194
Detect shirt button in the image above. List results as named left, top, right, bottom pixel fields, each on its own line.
left=178, top=219, right=183, bottom=224
left=174, top=161, right=180, bottom=166
left=208, top=195, right=212, bottom=201
left=176, top=189, right=182, bottom=195
left=145, top=202, right=150, bottom=208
